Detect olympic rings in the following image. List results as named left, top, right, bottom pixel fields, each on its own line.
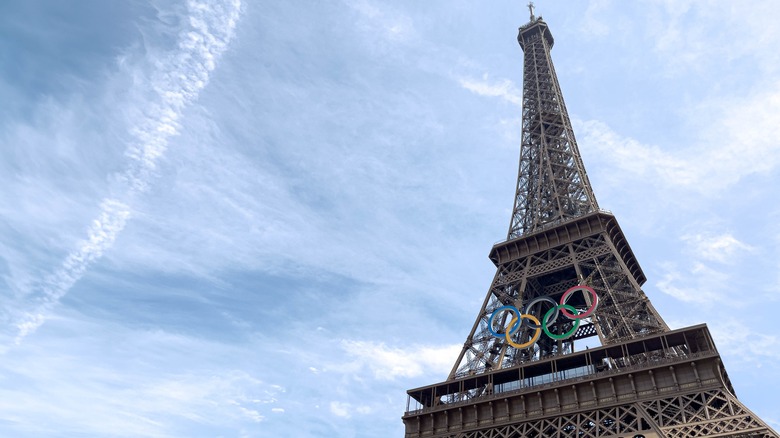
left=487, top=285, right=599, bottom=349
left=506, top=314, right=541, bottom=349
left=542, top=304, right=580, bottom=339
left=560, top=285, right=599, bottom=319
left=487, top=305, right=522, bottom=337
left=521, top=296, right=559, bottom=330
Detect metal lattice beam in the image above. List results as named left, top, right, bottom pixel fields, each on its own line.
left=509, top=18, right=598, bottom=239
left=405, top=10, right=778, bottom=438
left=449, top=213, right=668, bottom=378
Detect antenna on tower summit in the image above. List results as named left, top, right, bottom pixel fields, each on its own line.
left=528, top=2, right=536, bottom=21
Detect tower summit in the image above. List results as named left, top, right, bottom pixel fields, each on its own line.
left=511, top=11, right=598, bottom=238
left=403, top=9, right=779, bottom=438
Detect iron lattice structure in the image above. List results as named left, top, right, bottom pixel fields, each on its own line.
left=403, top=11, right=778, bottom=438
left=508, top=14, right=598, bottom=238
left=404, top=327, right=778, bottom=437
left=448, top=16, right=668, bottom=380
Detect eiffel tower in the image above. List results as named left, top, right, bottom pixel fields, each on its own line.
left=402, top=6, right=779, bottom=438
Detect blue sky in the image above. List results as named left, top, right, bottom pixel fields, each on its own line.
left=1, top=0, right=779, bottom=436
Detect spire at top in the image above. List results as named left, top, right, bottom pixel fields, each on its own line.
left=510, top=13, right=597, bottom=237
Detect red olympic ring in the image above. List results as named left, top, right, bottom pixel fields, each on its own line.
left=559, top=285, right=599, bottom=319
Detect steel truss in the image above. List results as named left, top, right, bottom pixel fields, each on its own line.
left=509, top=16, right=598, bottom=238
left=405, top=12, right=778, bottom=438
left=440, top=389, right=777, bottom=438
left=449, top=212, right=668, bottom=378
left=405, top=327, right=779, bottom=438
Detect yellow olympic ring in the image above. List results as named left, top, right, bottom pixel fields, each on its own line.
left=505, top=314, right=541, bottom=349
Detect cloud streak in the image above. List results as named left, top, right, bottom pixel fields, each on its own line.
left=577, top=90, right=780, bottom=195
left=340, top=340, right=461, bottom=380
left=9, top=0, right=242, bottom=345
left=458, top=75, right=522, bottom=106
left=681, top=232, right=754, bottom=264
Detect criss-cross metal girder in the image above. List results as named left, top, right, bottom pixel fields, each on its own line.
left=509, top=18, right=598, bottom=239
left=448, top=17, right=667, bottom=380
left=404, top=12, right=778, bottom=438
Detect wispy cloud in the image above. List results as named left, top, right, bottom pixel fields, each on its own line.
left=708, top=318, right=780, bottom=366
left=656, top=229, right=753, bottom=305
left=340, top=340, right=461, bottom=380
left=576, top=1, right=780, bottom=76
left=8, top=0, right=242, bottom=345
left=648, top=0, right=780, bottom=75
left=681, top=232, right=753, bottom=264
left=329, top=401, right=371, bottom=419
left=458, top=75, right=522, bottom=106
left=143, top=370, right=276, bottom=425
left=345, top=0, right=416, bottom=43
left=656, top=261, right=729, bottom=305
left=577, top=82, right=780, bottom=195
left=580, top=0, right=613, bottom=37
left=15, top=368, right=279, bottom=434
left=14, top=199, right=130, bottom=342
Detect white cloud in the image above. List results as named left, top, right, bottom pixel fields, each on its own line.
left=577, top=119, right=688, bottom=183
left=7, top=0, right=242, bottom=344
left=458, top=75, right=522, bottom=106
left=13, top=199, right=130, bottom=343
left=328, top=401, right=372, bottom=419
left=681, top=232, right=753, bottom=264
left=577, top=79, right=780, bottom=194
left=580, top=0, right=613, bottom=37
left=345, top=0, right=416, bottom=44
left=655, top=226, right=758, bottom=305
left=647, top=0, right=780, bottom=75
left=656, top=261, right=729, bottom=305
left=574, top=1, right=780, bottom=76
left=237, top=407, right=265, bottom=423
left=708, top=318, right=780, bottom=365
left=329, top=401, right=352, bottom=418
left=139, top=370, right=282, bottom=423
left=340, top=340, right=461, bottom=380
left=0, top=335, right=284, bottom=437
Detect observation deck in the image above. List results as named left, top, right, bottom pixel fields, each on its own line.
left=403, top=325, right=733, bottom=437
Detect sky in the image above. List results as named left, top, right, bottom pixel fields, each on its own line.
left=1, top=0, right=779, bottom=436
